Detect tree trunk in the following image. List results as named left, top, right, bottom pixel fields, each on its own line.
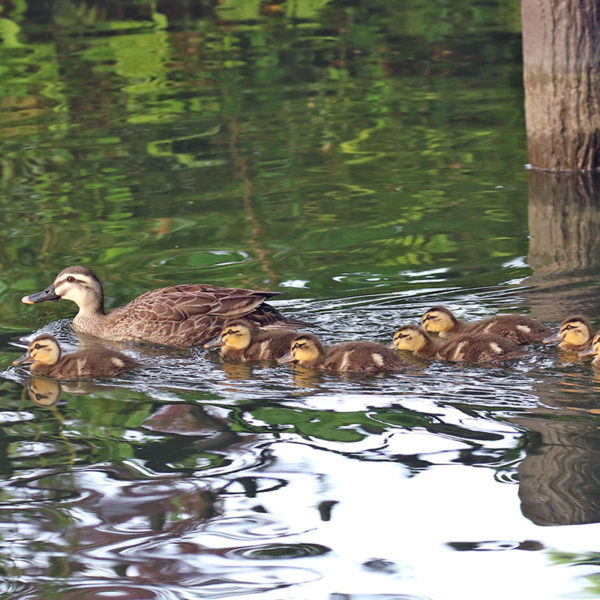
left=522, top=0, right=600, bottom=171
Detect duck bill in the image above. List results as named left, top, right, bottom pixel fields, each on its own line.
left=22, top=284, right=60, bottom=304
left=542, top=332, right=561, bottom=345
left=203, top=336, right=224, bottom=349
left=12, top=352, right=33, bottom=366
left=579, top=345, right=596, bottom=358
left=277, top=351, right=294, bottom=364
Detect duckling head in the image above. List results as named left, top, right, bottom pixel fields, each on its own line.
left=422, top=306, right=457, bottom=334
left=204, top=320, right=253, bottom=351
left=22, top=266, right=104, bottom=313
left=579, top=331, right=600, bottom=360
left=392, top=324, right=428, bottom=353
left=278, top=334, right=324, bottom=368
left=13, top=334, right=62, bottom=367
left=543, top=315, right=593, bottom=349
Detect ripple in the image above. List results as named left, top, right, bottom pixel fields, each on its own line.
left=227, top=542, right=331, bottom=560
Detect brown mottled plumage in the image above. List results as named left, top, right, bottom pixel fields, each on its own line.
left=21, top=266, right=307, bottom=348
left=543, top=315, right=594, bottom=352
left=579, top=331, right=600, bottom=366
left=392, top=324, right=529, bottom=363
left=422, top=305, right=552, bottom=345
left=278, top=333, right=406, bottom=374
left=12, top=334, right=140, bottom=380
left=204, top=319, right=300, bottom=362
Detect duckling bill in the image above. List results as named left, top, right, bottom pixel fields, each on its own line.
left=21, top=266, right=308, bottom=348
left=278, top=333, right=406, bottom=374
left=13, top=334, right=140, bottom=380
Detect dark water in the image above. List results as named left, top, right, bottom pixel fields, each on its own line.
left=1, top=2, right=600, bottom=599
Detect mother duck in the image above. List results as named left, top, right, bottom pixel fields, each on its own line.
left=22, top=266, right=307, bottom=348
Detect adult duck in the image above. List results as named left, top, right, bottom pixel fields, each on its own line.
left=22, top=266, right=307, bottom=347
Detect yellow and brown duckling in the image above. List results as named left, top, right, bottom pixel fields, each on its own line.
left=204, top=319, right=301, bottom=362
left=12, top=334, right=141, bottom=380
left=21, top=266, right=307, bottom=348
left=579, top=331, right=600, bottom=367
left=278, top=333, right=406, bottom=374
left=421, top=305, right=552, bottom=345
left=392, top=324, right=529, bottom=363
left=542, top=315, right=594, bottom=352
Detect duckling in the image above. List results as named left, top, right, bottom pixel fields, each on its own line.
left=278, top=333, right=406, bottom=374
left=392, top=324, right=529, bottom=363
left=422, top=305, right=552, bottom=344
left=542, top=315, right=594, bottom=351
left=204, top=319, right=300, bottom=362
left=12, top=334, right=140, bottom=380
left=579, top=331, right=600, bottom=367
left=21, top=266, right=308, bottom=348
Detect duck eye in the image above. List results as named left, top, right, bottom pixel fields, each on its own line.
left=67, top=276, right=75, bottom=282
left=34, top=343, right=41, bottom=349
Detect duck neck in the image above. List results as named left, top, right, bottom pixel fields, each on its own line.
left=73, top=300, right=107, bottom=335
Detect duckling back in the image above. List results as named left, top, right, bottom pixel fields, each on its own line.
left=435, top=333, right=530, bottom=363
left=33, top=349, right=140, bottom=380
left=422, top=305, right=551, bottom=344
left=459, top=315, right=552, bottom=345
left=323, top=341, right=407, bottom=374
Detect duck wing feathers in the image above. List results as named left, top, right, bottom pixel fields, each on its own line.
left=102, top=285, right=305, bottom=346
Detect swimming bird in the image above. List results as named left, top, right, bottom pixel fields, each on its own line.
left=12, top=334, right=140, bottom=380
left=421, top=305, right=552, bottom=344
left=542, top=315, right=594, bottom=352
left=204, top=319, right=301, bottom=362
left=278, top=333, right=406, bottom=373
left=579, top=331, right=600, bottom=367
left=392, top=324, right=529, bottom=363
left=21, top=266, right=307, bottom=348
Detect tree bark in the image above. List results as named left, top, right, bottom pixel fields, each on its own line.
left=522, top=0, right=600, bottom=171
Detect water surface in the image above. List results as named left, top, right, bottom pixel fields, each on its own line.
left=1, top=2, right=600, bottom=599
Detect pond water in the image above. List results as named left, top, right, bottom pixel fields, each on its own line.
left=1, top=1, right=600, bottom=599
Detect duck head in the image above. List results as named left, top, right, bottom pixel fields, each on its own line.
left=204, top=320, right=253, bottom=350
left=13, top=334, right=62, bottom=367
left=543, top=315, right=593, bottom=349
left=22, top=266, right=104, bottom=312
left=422, top=306, right=457, bottom=334
left=278, top=334, right=324, bottom=368
left=392, top=324, right=428, bottom=353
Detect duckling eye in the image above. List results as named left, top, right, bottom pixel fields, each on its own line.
left=67, top=276, right=75, bottom=283
left=34, top=343, right=41, bottom=349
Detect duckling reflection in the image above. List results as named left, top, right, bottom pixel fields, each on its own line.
left=543, top=315, right=594, bottom=354
left=278, top=333, right=406, bottom=373
left=26, top=378, right=61, bottom=407
left=422, top=305, right=552, bottom=344
left=392, top=324, right=529, bottom=363
left=12, top=334, right=140, bottom=380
